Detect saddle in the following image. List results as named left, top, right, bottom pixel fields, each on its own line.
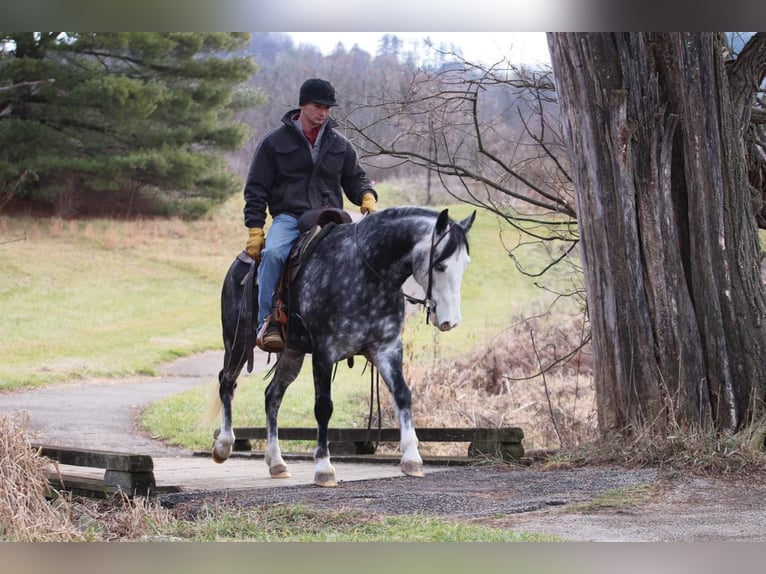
left=270, top=208, right=352, bottom=344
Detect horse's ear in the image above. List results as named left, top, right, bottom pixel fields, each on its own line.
left=436, top=209, right=450, bottom=234
left=458, top=210, right=476, bottom=234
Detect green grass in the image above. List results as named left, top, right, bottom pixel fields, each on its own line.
left=0, top=202, right=244, bottom=390
left=1, top=242, right=217, bottom=388
left=566, top=484, right=653, bottom=513
left=168, top=504, right=559, bottom=542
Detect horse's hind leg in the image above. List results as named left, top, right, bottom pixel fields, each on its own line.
left=370, top=344, right=424, bottom=477
left=311, top=352, right=337, bottom=487
left=264, top=348, right=305, bottom=478
left=213, top=256, right=254, bottom=463
left=212, top=361, right=242, bottom=463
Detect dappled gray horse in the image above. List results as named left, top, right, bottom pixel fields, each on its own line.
left=212, top=206, right=475, bottom=486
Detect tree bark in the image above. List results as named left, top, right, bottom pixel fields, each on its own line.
left=548, top=32, right=766, bottom=434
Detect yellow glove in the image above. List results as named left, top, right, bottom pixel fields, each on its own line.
left=360, top=192, right=377, bottom=215
left=245, top=227, right=265, bottom=262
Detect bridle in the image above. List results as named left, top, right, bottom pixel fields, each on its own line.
left=353, top=218, right=450, bottom=325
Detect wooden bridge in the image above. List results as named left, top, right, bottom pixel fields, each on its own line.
left=218, top=426, right=524, bottom=459
left=36, top=426, right=524, bottom=498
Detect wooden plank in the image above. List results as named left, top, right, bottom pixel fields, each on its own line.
left=104, top=469, right=156, bottom=493
left=46, top=471, right=179, bottom=499
left=46, top=472, right=121, bottom=499
left=219, top=427, right=524, bottom=443
left=34, top=444, right=154, bottom=472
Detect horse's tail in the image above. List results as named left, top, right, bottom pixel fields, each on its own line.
left=197, top=381, right=223, bottom=429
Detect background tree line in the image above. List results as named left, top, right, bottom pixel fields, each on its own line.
left=1, top=32, right=554, bottom=219
left=3, top=32, right=761, bottom=250
left=0, top=32, right=258, bottom=218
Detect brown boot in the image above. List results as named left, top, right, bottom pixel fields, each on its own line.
left=256, top=319, right=284, bottom=353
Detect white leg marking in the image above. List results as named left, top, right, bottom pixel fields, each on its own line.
left=314, top=455, right=337, bottom=487
left=266, top=435, right=290, bottom=478
left=400, top=418, right=424, bottom=477
left=212, top=428, right=234, bottom=463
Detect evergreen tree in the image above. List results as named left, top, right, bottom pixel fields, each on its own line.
left=0, top=32, right=258, bottom=217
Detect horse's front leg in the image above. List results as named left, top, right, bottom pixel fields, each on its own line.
left=212, top=368, right=237, bottom=463
left=264, top=349, right=305, bottom=478
left=371, top=345, right=424, bottom=477
left=397, top=407, right=424, bottom=477
left=312, top=353, right=337, bottom=487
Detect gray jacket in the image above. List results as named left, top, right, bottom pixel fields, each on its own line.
left=243, top=109, right=376, bottom=229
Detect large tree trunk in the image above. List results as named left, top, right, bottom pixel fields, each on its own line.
left=548, top=32, right=766, bottom=434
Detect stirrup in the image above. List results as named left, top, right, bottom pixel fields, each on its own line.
left=256, top=319, right=284, bottom=353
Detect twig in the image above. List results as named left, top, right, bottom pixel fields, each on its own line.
left=531, top=330, right=563, bottom=448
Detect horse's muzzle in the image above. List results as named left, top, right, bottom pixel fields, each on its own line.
left=438, top=321, right=456, bottom=332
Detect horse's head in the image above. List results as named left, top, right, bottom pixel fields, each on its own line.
left=413, top=209, right=476, bottom=332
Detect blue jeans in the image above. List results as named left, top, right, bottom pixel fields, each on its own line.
left=257, top=214, right=301, bottom=329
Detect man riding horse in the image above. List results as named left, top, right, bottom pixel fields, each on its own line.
left=243, top=78, right=378, bottom=352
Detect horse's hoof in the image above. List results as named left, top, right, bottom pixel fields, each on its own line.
left=269, top=464, right=291, bottom=479
left=314, top=472, right=338, bottom=487
left=212, top=447, right=231, bottom=464
left=401, top=460, right=425, bottom=477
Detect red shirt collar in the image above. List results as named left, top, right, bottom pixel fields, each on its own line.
left=303, top=126, right=320, bottom=145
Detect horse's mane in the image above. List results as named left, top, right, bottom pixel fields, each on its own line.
left=373, top=205, right=439, bottom=221
left=371, top=206, right=471, bottom=259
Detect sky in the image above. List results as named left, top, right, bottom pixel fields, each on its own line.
left=287, top=32, right=551, bottom=66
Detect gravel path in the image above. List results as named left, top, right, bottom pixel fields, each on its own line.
left=161, top=461, right=766, bottom=542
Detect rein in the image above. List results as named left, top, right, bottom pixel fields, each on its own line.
left=366, top=362, right=382, bottom=449
left=336, top=356, right=382, bottom=449
left=223, top=252, right=258, bottom=375
left=353, top=219, right=448, bottom=325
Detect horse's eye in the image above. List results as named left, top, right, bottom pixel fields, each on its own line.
left=434, top=263, right=447, bottom=272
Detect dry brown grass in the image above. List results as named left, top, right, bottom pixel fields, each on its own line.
left=72, top=495, right=177, bottom=541
left=371, top=315, right=598, bottom=456
left=392, top=315, right=766, bottom=476
left=3, top=194, right=243, bottom=260
left=0, top=411, right=178, bottom=541
left=0, top=412, right=83, bottom=541
left=559, top=424, right=766, bottom=477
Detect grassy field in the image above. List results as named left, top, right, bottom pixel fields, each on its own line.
left=0, top=200, right=242, bottom=389
left=1, top=184, right=569, bottom=449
